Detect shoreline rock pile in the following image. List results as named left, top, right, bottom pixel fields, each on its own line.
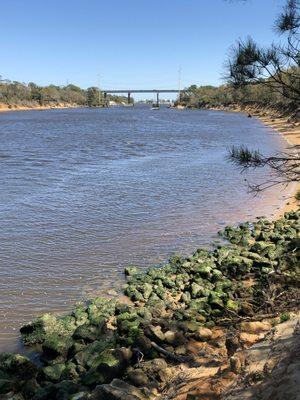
left=0, top=210, right=299, bottom=399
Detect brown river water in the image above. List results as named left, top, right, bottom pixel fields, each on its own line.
left=0, top=106, right=290, bottom=352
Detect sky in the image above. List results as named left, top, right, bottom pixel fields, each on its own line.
left=0, top=0, right=287, bottom=99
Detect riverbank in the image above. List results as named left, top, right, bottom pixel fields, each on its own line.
left=242, top=105, right=299, bottom=216
left=0, top=208, right=298, bottom=399
left=0, top=102, right=82, bottom=112
left=208, top=104, right=300, bottom=216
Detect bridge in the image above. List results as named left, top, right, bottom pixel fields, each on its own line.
left=102, top=89, right=182, bottom=106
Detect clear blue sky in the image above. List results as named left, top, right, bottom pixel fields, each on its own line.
left=1, top=0, right=286, bottom=98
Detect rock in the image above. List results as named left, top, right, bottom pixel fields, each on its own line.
left=87, top=298, right=116, bottom=325
left=70, top=392, right=89, bottom=400
left=251, top=241, right=276, bottom=257
left=209, top=292, right=224, bottom=309
left=181, top=321, right=200, bottom=333
left=190, top=282, right=201, bottom=298
left=0, top=377, right=15, bottom=395
left=72, top=304, right=89, bottom=326
left=41, top=363, right=66, bottom=382
left=20, top=313, right=77, bottom=346
left=124, top=266, right=139, bottom=276
left=42, top=333, right=73, bottom=360
left=140, top=283, right=153, bottom=300
left=0, top=353, right=37, bottom=380
left=147, top=325, right=165, bottom=342
left=82, top=349, right=128, bottom=387
left=230, top=355, right=244, bottom=374
left=73, top=323, right=103, bottom=342
left=62, top=362, right=80, bottom=381
left=240, top=321, right=271, bottom=334
left=226, top=299, right=239, bottom=313
left=127, top=368, right=149, bottom=387
left=164, top=330, right=182, bottom=346
left=92, top=378, right=148, bottom=400
left=175, top=345, right=187, bottom=356
left=225, top=335, right=240, bottom=357
left=239, top=332, right=261, bottom=346
left=196, top=327, right=213, bottom=341
left=134, top=335, right=152, bottom=355
left=74, top=338, right=116, bottom=368
left=139, top=358, right=171, bottom=383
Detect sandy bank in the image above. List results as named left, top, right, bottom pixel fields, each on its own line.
left=209, top=104, right=300, bottom=216
left=0, top=102, right=82, bottom=112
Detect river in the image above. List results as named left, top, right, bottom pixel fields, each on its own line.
left=0, top=106, right=288, bottom=351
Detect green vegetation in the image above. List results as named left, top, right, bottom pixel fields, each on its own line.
left=280, top=312, right=291, bottom=323
left=295, top=191, right=300, bottom=201
left=0, top=78, right=127, bottom=108
left=0, top=209, right=298, bottom=399
left=179, top=82, right=298, bottom=111
left=180, top=1, right=299, bottom=112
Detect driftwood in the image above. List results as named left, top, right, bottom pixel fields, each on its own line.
left=150, top=341, right=189, bottom=363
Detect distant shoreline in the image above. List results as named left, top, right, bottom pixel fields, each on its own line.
left=0, top=103, right=82, bottom=113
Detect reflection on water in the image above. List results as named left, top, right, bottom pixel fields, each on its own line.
left=0, top=106, right=287, bottom=351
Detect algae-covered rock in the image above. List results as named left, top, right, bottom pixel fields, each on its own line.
left=73, top=324, right=103, bottom=343
left=251, top=241, right=276, bottom=256
left=73, top=337, right=116, bottom=368
left=42, top=333, right=74, bottom=360
left=0, top=353, right=37, bottom=381
left=226, top=299, right=239, bottom=313
left=0, top=353, right=38, bottom=397
left=72, top=304, right=89, bottom=327
left=87, top=297, right=116, bottom=325
left=82, top=349, right=127, bottom=387
left=41, top=363, right=66, bottom=382
left=124, top=266, right=139, bottom=276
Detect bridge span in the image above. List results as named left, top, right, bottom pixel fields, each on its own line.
left=102, top=89, right=183, bottom=106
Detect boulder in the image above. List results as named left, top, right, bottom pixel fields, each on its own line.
left=146, top=325, right=165, bottom=342
left=42, top=333, right=73, bottom=360
left=196, top=327, right=213, bottom=341
left=73, top=338, right=116, bottom=369
left=20, top=313, right=76, bottom=345
left=73, top=324, right=103, bottom=342
left=41, top=363, right=66, bottom=382
left=81, top=349, right=128, bottom=387
left=91, top=378, right=149, bottom=400
left=139, top=358, right=171, bottom=383
left=124, top=266, right=139, bottom=276
left=0, top=353, right=37, bottom=380
left=226, top=299, right=239, bottom=313
left=127, top=368, right=149, bottom=386
left=240, top=321, right=271, bottom=334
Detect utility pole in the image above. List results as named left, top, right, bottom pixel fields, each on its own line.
left=97, top=73, right=101, bottom=107
left=178, top=67, right=182, bottom=104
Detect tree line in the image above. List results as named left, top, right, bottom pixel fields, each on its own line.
left=0, top=79, right=127, bottom=107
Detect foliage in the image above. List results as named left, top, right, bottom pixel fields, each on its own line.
left=228, top=145, right=300, bottom=193
left=280, top=312, right=290, bottom=322
left=0, top=77, right=127, bottom=107
left=225, top=0, right=300, bottom=103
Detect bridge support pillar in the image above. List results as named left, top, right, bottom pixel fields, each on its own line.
left=104, top=92, right=108, bottom=107
left=128, top=92, right=131, bottom=104
left=156, top=92, right=159, bottom=107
